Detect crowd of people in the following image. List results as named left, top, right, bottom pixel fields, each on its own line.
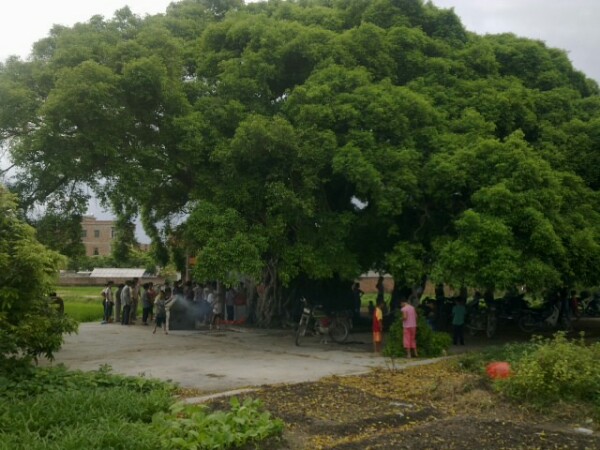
left=101, top=279, right=246, bottom=334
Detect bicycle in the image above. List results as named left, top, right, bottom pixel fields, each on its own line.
left=295, top=298, right=350, bottom=346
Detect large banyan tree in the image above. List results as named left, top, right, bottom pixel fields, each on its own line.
left=1, top=0, right=599, bottom=324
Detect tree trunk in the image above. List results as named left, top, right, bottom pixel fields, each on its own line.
left=254, top=259, right=281, bottom=327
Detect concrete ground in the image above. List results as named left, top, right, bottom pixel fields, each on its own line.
left=42, top=322, right=392, bottom=392
left=44, top=318, right=600, bottom=394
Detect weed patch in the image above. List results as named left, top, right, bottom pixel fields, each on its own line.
left=0, top=365, right=283, bottom=449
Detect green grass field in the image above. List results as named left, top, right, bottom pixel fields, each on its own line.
left=55, top=286, right=112, bottom=323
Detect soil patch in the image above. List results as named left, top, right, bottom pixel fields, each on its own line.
left=206, top=361, right=600, bottom=449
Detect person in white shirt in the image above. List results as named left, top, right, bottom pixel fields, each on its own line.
left=102, top=281, right=114, bottom=324
left=121, top=280, right=133, bottom=325
left=208, top=283, right=223, bottom=330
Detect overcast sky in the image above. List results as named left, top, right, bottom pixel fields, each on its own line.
left=433, top=0, right=600, bottom=83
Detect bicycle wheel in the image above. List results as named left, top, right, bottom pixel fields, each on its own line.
left=295, top=315, right=309, bottom=346
left=486, top=313, right=497, bottom=338
left=329, top=319, right=349, bottom=343
left=560, top=316, right=572, bottom=332
left=518, top=314, right=537, bottom=333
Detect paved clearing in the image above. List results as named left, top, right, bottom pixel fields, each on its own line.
left=43, top=322, right=389, bottom=392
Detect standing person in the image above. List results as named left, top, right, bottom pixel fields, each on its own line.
left=49, top=292, right=65, bottom=315
left=165, top=284, right=180, bottom=333
left=121, top=280, right=132, bottom=325
left=452, top=298, right=466, bottom=346
left=153, top=290, right=168, bottom=335
left=352, top=282, right=364, bottom=319
left=130, top=277, right=140, bottom=324
left=208, top=283, right=223, bottom=330
left=101, top=281, right=114, bottom=324
left=200, top=286, right=212, bottom=325
left=376, top=275, right=385, bottom=305
left=147, top=283, right=157, bottom=323
left=233, top=282, right=247, bottom=323
left=372, top=300, right=384, bottom=353
left=163, top=281, right=172, bottom=302
left=225, top=286, right=235, bottom=322
left=193, top=283, right=204, bottom=303
left=184, top=281, right=194, bottom=302
left=115, top=283, right=124, bottom=323
left=141, top=283, right=153, bottom=326
left=569, top=290, right=579, bottom=318
left=401, top=299, right=418, bottom=358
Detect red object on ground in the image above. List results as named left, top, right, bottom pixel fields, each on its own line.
left=486, top=361, right=512, bottom=379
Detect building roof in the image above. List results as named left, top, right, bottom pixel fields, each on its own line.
left=90, top=268, right=146, bottom=278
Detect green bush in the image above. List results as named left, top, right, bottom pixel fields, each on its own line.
left=456, top=342, right=532, bottom=374
left=0, top=188, right=78, bottom=368
left=153, top=397, right=284, bottom=450
left=494, top=333, right=600, bottom=407
left=383, top=314, right=452, bottom=358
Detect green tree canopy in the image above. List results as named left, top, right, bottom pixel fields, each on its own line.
left=1, top=0, right=599, bottom=322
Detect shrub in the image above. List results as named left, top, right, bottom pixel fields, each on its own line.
left=383, top=314, right=452, bottom=358
left=0, top=188, right=77, bottom=369
left=494, top=332, right=600, bottom=407
left=152, top=397, right=284, bottom=449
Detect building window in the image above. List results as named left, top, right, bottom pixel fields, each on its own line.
left=93, top=247, right=99, bottom=255
left=94, top=229, right=100, bottom=238
left=111, top=227, right=116, bottom=238
left=81, top=229, right=87, bottom=238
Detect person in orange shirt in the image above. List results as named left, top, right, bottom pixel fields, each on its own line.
left=372, top=300, right=384, bottom=353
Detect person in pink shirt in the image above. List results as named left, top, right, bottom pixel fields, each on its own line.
left=401, top=299, right=418, bottom=358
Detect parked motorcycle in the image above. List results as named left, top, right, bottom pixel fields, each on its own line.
left=295, top=298, right=351, bottom=346
left=576, top=292, right=600, bottom=318
left=518, top=301, right=571, bottom=333
left=466, top=299, right=497, bottom=338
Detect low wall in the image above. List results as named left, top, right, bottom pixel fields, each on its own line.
left=58, top=276, right=165, bottom=286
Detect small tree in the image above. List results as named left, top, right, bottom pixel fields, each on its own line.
left=0, top=187, right=77, bottom=371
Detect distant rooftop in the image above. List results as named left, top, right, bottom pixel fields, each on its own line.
left=90, top=268, right=146, bottom=278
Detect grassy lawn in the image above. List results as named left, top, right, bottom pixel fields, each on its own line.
left=55, top=286, right=109, bottom=323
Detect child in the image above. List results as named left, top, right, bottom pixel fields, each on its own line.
left=401, top=299, right=418, bottom=358
left=372, top=300, right=384, bottom=353
left=153, top=290, right=168, bottom=335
